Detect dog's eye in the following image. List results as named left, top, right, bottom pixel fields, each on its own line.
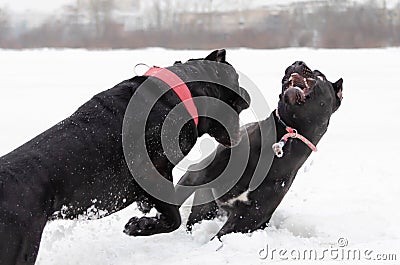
left=320, top=102, right=325, bottom=107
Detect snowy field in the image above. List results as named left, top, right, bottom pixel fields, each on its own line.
left=1, top=48, right=400, bottom=264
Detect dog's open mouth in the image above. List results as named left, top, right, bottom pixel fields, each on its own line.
left=282, top=62, right=318, bottom=105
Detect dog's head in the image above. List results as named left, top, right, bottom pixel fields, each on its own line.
left=278, top=61, right=343, bottom=129
left=175, top=49, right=250, bottom=147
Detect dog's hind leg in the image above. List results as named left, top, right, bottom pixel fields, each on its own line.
left=186, top=188, right=219, bottom=231
left=0, top=221, right=22, bottom=265
left=17, top=220, right=46, bottom=265
left=0, top=215, right=45, bottom=265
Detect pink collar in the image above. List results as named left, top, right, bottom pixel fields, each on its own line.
left=144, top=66, right=199, bottom=126
left=273, top=109, right=317, bottom=157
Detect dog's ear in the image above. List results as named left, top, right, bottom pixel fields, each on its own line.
left=205, top=49, right=226, bottom=63
left=332, top=78, right=343, bottom=112
left=333, top=78, right=343, bottom=101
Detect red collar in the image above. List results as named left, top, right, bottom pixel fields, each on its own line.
left=273, top=109, right=317, bottom=157
left=144, top=66, right=199, bottom=126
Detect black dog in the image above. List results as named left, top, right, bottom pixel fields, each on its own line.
left=176, top=61, right=343, bottom=238
left=0, top=49, right=250, bottom=265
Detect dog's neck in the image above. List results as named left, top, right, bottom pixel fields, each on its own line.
left=271, top=110, right=327, bottom=157
left=272, top=110, right=289, bottom=142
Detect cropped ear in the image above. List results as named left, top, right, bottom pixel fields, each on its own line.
left=205, top=49, right=226, bottom=63
left=331, top=78, right=343, bottom=113
left=333, top=78, right=343, bottom=100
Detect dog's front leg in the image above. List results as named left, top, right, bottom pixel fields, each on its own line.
left=216, top=182, right=291, bottom=238
left=124, top=175, right=181, bottom=237
left=124, top=201, right=181, bottom=236
left=215, top=204, right=265, bottom=238
left=185, top=189, right=219, bottom=231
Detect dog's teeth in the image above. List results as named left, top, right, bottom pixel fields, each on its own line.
left=303, top=78, right=309, bottom=89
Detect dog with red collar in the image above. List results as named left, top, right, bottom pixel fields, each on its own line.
left=0, top=49, right=250, bottom=265
left=176, top=61, right=343, bottom=238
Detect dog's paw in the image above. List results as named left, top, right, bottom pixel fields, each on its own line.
left=123, top=216, right=157, bottom=236
left=124, top=215, right=180, bottom=236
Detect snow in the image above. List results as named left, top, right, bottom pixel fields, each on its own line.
left=1, top=48, right=400, bottom=264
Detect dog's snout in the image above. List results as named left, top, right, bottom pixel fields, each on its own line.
left=293, top=61, right=305, bottom=66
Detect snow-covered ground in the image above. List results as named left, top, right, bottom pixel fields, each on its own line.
left=1, top=48, right=400, bottom=264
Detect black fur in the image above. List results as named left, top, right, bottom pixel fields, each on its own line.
left=0, top=49, right=250, bottom=265
left=176, top=61, right=343, bottom=238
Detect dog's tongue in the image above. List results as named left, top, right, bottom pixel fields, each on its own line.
left=284, top=73, right=318, bottom=105
left=289, top=73, right=316, bottom=95
left=284, top=87, right=305, bottom=105
left=291, top=74, right=306, bottom=88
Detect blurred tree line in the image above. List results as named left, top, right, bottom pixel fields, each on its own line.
left=0, top=0, right=399, bottom=49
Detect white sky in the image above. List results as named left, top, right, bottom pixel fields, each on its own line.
left=0, top=0, right=73, bottom=12
left=0, top=0, right=398, bottom=12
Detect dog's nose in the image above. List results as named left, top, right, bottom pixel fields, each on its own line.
left=293, top=61, right=305, bottom=67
